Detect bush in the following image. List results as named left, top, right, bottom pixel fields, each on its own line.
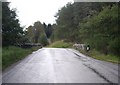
left=2, top=46, right=40, bottom=70
left=39, top=34, right=49, bottom=46
left=108, top=38, right=120, bottom=56
left=79, top=5, right=119, bottom=56
left=48, top=40, right=72, bottom=48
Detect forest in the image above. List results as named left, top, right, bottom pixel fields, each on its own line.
left=51, top=2, right=120, bottom=56
left=2, top=2, right=120, bottom=57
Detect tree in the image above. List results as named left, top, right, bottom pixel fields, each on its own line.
left=53, top=2, right=119, bottom=56
left=47, top=24, right=53, bottom=38
left=44, top=23, right=53, bottom=39
left=54, top=2, right=117, bottom=42
left=79, top=4, right=119, bottom=55
left=26, top=25, right=35, bottom=43
left=2, top=2, right=24, bottom=46
left=33, top=21, right=44, bottom=43
left=55, top=3, right=75, bottom=41
left=26, top=21, right=49, bottom=46
left=39, top=34, right=48, bottom=46
left=26, top=21, right=45, bottom=43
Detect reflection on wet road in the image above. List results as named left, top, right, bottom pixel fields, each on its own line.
left=3, top=48, right=119, bottom=83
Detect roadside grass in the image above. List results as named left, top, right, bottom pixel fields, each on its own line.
left=48, top=40, right=73, bottom=48
left=48, top=40, right=119, bottom=63
left=79, top=49, right=120, bottom=64
left=2, top=46, right=41, bottom=70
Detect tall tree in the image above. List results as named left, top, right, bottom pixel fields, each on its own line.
left=26, top=25, right=35, bottom=43
left=53, top=2, right=119, bottom=56
left=26, top=21, right=48, bottom=46
left=54, top=2, right=117, bottom=42
left=33, top=21, right=44, bottom=43
left=2, top=2, right=24, bottom=46
left=55, top=3, right=75, bottom=41
left=47, top=24, right=53, bottom=38
left=43, top=23, right=53, bottom=39
left=79, top=4, right=119, bottom=55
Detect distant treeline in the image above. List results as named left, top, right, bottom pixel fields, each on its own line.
left=2, top=2, right=53, bottom=47
left=24, top=22, right=53, bottom=46
left=51, top=2, right=120, bottom=56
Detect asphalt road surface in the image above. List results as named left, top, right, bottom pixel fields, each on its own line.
left=2, top=48, right=119, bottom=83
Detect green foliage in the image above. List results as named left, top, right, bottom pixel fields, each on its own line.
left=108, top=38, right=120, bottom=56
left=34, top=21, right=45, bottom=43
left=89, top=50, right=119, bottom=63
left=78, top=49, right=119, bottom=64
left=53, top=2, right=116, bottom=42
left=39, top=34, right=49, bottom=46
left=2, top=2, right=24, bottom=46
left=52, top=2, right=119, bottom=56
left=26, top=25, right=35, bottom=43
left=79, top=5, right=119, bottom=56
left=2, top=46, right=40, bottom=70
left=44, top=23, right=53, bottom=39
left=55, top=3, right=75, bottom=41
left=26, top=21, right=49, bottom=46
left=26, top=21, right=55, bottom=46
left=2, top=46, right=30, bottom=70
left=48, top=40, right=72, bottom=48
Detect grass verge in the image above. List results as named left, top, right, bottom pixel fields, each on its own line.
left=48, top=40, right=73, bottom=48
left=2, top=46, right=41, bottom=70
left=79, top=49, right=120, bottom=64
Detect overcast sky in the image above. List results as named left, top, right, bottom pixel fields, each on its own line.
left=7, top=0, right=74, bottom=28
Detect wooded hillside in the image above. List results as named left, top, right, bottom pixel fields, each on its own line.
left=51, top=2, right=119, bottom=56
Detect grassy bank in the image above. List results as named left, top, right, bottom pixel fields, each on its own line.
left=2, top=46, right=40, bottom=70
left=48, top=40, right=73, bottom=48
left=48, top=40, right=119, bottom=63
left=79, top=49, right=120, bottom=64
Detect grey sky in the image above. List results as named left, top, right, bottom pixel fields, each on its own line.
left=8, top=0, right=74, bottom=28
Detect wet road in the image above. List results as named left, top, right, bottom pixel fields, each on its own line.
left=2, top=48, right=119, bottom=83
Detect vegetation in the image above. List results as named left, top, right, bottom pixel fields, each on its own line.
left=79, top=49, right=119, bottom=64
left=2, top=2, right=119, bottom=68
left=79, top=4, right=119, bottom=56
left=2, top=46, right=40, bottom=70
left=2, top=2, right=47, bottom=70
left=2, top=2, right=24, bottom=46
left=25, top=21, right=48, bottom=45
left=51, top=2, right=119, bottom=57
left=25, top=22, right=53, bottom=46
left=48, top=40, right=72, bottom=48
left=40, top=34, right=49, bottom=46
left=2, top=2, right=51, bottom=47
